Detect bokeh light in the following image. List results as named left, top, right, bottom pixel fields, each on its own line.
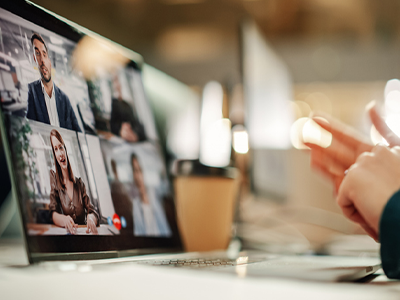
left=200, top=118, right=232, bottom=167
left=383, top=79, right=400, bottom=141
left=304, top=92, right=332, bottom=115
left=385, top=90, right=400, bottom=114
left=385, top=114, right=400, bottom=138
left=302, top=118, right=332, bottom=148
left=290, top=117, right=309, bottom=149
left=290, top=117, right=332, bottom=149
left=384, top=79, right=400, bottom=100
left=232, top=125, right=249, bottom=154
left=292, top=100, right=312, bottom=119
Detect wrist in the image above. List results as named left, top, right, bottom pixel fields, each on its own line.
left=88, top=214, right=97, bottom=224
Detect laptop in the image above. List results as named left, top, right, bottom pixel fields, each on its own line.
left=0, top=0, right=381, bottom=282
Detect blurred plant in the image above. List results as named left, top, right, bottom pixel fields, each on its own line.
left=87, top=80, right=103, bottom=114
left=87, top=80, right=110, bottom=131
left=9, top=117, right=38, bottom=223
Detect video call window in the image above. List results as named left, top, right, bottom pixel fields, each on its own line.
left=100, top=139, right=172, bottom=237
left=88, top=68, right=149, bottom=143
left=0, top=7, right=174, bottom=240
left=0, top=9, right=95, bottom=133
left=6, top=115, right=120, bottom=235
left=125, top=68, right=158, bottom=141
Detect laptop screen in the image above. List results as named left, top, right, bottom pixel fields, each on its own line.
left=0, top=1, right=180, bottom=261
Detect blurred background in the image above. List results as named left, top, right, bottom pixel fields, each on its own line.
left=4, top=0, right=400, bottom=254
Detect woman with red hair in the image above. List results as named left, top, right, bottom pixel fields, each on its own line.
left=49, top=129, right=98, bottom=234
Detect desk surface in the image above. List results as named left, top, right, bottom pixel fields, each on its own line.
left=0, top=238, right=399, bottom=300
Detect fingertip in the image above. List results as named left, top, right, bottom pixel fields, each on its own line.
left=309, top=112, right=327, bottom=127
left=303, top=142, right=314, bottom=148
left=365, top=100, right=376, bottom=112
left=311, top=117, right=331, bottom=131
left=304, top=142, right=323, bottom=151
left=367, top=101, right=384, bottom=123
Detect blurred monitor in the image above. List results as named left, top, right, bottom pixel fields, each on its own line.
left=240, top=20, right=295, bottom=200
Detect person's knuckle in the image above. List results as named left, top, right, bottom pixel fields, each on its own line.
left=355, top=152, right=371, bottom=165
left=373, top=144, right=389, bottom=155
left=345, top=167, right=355, bottom=178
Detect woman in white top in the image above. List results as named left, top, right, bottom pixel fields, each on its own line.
left=130, top=153, right=171, bottom=236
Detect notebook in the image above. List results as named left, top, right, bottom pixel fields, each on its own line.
left=0, top=0, right=381, bottom=282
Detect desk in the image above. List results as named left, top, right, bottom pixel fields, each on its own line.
left=0, top=238, right=399, bottom=300
left=26, top=224, right=119, bottom=235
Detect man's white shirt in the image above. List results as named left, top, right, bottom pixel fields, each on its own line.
left=40, top=80, right=60, bottom=127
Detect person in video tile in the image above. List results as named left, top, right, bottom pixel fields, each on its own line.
left=131, top=153, right=171, bottom=236
left=110, top=159, right=134, bottom=235
left=26, top=33, right=81, bottom=132
left=110, top=75, right=145, bottom=142
left=131, top=153, right=158, bottom=235
left=49, top=129, right=98, bottom=234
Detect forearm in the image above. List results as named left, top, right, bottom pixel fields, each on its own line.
left=52, top=212, right=66, bottom=227
left=79, top=178, right=99, bottom=225
left=88, top=213, right=98, bottom=226
left=86, top=213, right=98, bottom=234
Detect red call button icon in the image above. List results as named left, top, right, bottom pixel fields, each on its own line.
left=113, top=213, right=121, bottom=230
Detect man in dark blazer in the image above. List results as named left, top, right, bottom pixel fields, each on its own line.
left=27, top=33, right=81, bottom=132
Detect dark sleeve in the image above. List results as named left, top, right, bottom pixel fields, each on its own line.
left=126, top=102, right=146, bottom=141
left=380, top=189, right=400, bottom=279
left=70, top=108, right=81, bottom=133
left=49, top=170, right=62, bottom=220
left=134, top=122, right=146, bottom=141
left=26, top=84, right=35, bottom=120
left=65, top=94, right=82, bottom=132
left=110, top=99, right=122, bottom=136
left=78, top=178, right=99, bottom=226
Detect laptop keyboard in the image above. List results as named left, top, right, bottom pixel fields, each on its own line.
left=132, top=256, right=262, bottom=268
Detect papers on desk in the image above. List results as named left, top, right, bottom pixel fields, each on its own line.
left=27, top=229, right=43, bottom=235
left=29, top=225, right=118, bottom=235
left=41, top=227, right=71, bottom=235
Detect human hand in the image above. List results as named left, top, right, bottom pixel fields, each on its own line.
left=86, top=214, right=98, bottom=234
left=337, top=145, right=400, bottom=241
left=120, top=122, right=138, bottom=143
left=63, top=215, right=78, bottom=234
left=305, top=101, right=400, bottom=193
left=304, top=113, right=373, bottom=193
